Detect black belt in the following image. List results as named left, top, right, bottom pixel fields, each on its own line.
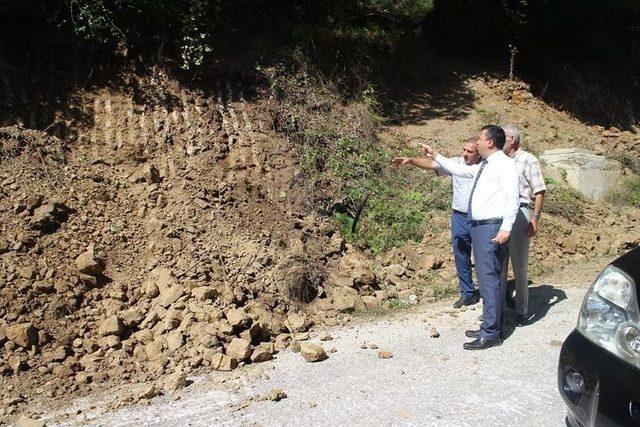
left=452, top=209, right=467, bottom=215
left=469, top=218, right=502, bottom=227
left=520, top=202, right=531, bottom=208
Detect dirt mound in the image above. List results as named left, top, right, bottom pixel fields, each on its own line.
left=1, top=68, right=639, bottom=424
left=0, top=74, right=428, bottom=422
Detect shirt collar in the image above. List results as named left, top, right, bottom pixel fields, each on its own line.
left=484, top=150, right=504, bottom=163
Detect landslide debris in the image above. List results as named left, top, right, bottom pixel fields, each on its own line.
left=0, top=78, right=447, bottom=422
left=0, top=70, right=639, bottom=425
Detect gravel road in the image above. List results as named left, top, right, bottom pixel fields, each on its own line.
left=54, top=282, right=588, bottom=427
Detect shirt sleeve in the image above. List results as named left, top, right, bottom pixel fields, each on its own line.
left=434, top=154, right=478, bottom=178
left=500, top=159, right=521, bottom=232
left=434, top=165, right=449, bottom=177
left=527, top=157, right=547, bottom=194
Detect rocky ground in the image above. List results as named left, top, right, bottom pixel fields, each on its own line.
left=1, top=70, right=639, bottom=426
left=34, top=258, right=608, bottom=426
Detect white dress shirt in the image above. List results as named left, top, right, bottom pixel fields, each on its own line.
left=435, top=150, right=520, bottom=232
left=435, top=157, right=479, bottom=213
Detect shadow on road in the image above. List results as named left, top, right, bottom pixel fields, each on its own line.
left=502, top=283, right=569, bottom=341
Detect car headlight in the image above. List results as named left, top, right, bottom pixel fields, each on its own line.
left=577, top=266, right=640, bottom=369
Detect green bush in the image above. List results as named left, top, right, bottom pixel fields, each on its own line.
left=544, top=184, right=585, bottom=223
left=606, top=175, right=640, bottom=207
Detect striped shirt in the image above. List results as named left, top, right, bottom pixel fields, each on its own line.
left=512, top=149, right=546, bottom=205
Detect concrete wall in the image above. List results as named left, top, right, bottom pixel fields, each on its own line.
left=540, top=148, right=621, bottom=200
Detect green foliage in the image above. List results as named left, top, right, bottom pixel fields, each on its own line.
left=606, top=175, right=640, bottom=207
left=544, top=185, right=585, bottom=224
left=4, top=0, right=433, bottom=71
left=386, top=298, right=411, bottom=310
left=431, top=279, right=457, bottom=301
left=316, top=135, right=450, bottom=253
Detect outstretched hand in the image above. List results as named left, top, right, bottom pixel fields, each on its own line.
left=420, top=144, right=436, bottom=158
left=391, top=157, right=413, bottom=167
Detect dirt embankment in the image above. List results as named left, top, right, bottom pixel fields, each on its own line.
left=0, top=69, right=639, bottom=425
left=0, top=71, right=447, bottom=422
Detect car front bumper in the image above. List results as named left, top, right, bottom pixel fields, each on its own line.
left=558, top=329, right=640, bottom=426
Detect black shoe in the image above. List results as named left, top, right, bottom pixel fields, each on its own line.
left=453, top=294, right=479, bottom=309
left=516, top=314, right=531, bottom=326
left=463, top=337, right=502, bottom=350
left=465, top=329, right=481, bottom=338
left=477, top=314, right=484, bottom=321
left=505, top=282, right=516, bottom=309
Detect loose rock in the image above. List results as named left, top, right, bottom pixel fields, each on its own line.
left=300, top=343, right=328, bottom=362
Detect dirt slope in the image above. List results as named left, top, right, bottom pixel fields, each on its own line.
left=0, top=68, right=639, bottom=424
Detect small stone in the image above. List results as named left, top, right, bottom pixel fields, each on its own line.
left=8, top=355, right=22, bottom=372
left=6, top=323, right=38, bottom=348
left=250, top=348, right=273, bottom=363
left=75, top=246, right=105, bottom=276
left=191, top=286, right=218, bottom=301
left=50, top=346, right=68, bottom=362
left=318, top=331, right=333, bottom=341
left=15, top=415, right=46, bottom=427
left=135, top=384, right=161, bottom=401
left=332, top=287, right=359, bottom=313
left=286, top=313, right=308, bottom=333
left=263, top=388, right=287, bottom=401
left=142, top=164, right=161, bottom=184
left=33, top=281, right=54, bottom=294
left=98, top=316, right=124, bottom=337
left=300, top=343, right=328, bottom=362
left=428, top=327, right=440, bottom=338
left=225, top=308, right=250, bottom=329
left=210, top=353, right=237, bottom=371
left=164, top=371, right=187, bottom=393
left=19, top=266, right=36, bottom=280
left=165, top=331, right=184, bottom=352
left=378, top=351, right=393, bottom=359
left=157, top=286, right=184, bottom=308
left=275, top=334, right=290, bottom=350
left=368, top=343, right=379, bottom=349
left=226, top=338, right=251, bottom=361
left=290, top=340, right=301, bottom=353
left=144, top=281, right=160, bottom=298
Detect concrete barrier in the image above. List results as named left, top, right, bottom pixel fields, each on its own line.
left=540, top=148, right=621, bottom=200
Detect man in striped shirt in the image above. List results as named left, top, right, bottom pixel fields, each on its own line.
left=501, top=125, right=547, bottom=324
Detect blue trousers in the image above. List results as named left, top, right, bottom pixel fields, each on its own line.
left=451, top=211, right=475, bottom=298
left=470, top=222, right=509, bottom=340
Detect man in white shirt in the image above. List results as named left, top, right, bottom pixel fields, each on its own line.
left=501, top=125, right=547, bottom=324
left=391, top=138, right=482, bottom=309
left=423, top=125, right=520, bottom=350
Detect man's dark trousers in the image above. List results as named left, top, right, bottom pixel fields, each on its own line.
left=470, top=222, right=509, bottom=340
left=451, top=211, right=475, bottom=299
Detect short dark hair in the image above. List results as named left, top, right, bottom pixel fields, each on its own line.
left=481, top=125, right=506, bottom=149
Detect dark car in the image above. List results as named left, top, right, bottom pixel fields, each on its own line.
left=558, top=246, right=640, bottom=426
